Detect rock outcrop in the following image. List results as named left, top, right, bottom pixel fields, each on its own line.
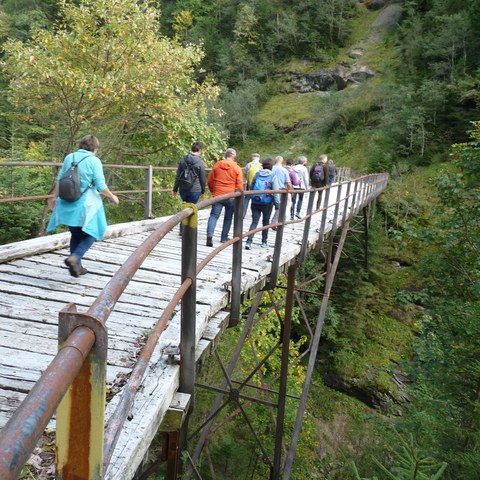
left=292, top=62, right=375, bottom=94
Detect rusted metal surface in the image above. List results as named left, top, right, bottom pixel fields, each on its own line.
left=283, top=220, right=351, bottom=479
left=272, top=264, right=296, bottom=479
left=229, top=194, right=244, bottom=326
left=0, top=325, right=95, bottom=480
left=56, top=304, right=109, bottom=480
left=180, top=202, right=198, bottom=419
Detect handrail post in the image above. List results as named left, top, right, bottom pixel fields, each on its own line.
left=144, top=165, right=153, bottom=219
left=179, top=204, right=198, bottom=407
left=266, top=190, right=288, bottom=289
left=341, top=181, right=352, bottom=228
left=56, top=304, right=108, bottom=480
left=316, top=187, right=330, bottom=253
left=178, top=204, right=198, bottom=477
left=326, top=183, right=343, bottom=273
left=230, top=192, right=244, bottom=327
left=299, top=189, right=316, bottom=264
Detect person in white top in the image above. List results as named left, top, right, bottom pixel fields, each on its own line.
left=291, top=156, right=309, bottom=219
left=271, top=155, right=292, bottom=227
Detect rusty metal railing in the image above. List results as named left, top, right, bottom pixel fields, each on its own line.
left=0, top=172, right=388, bottom=479
left=0, top=162, right=180, bottom=219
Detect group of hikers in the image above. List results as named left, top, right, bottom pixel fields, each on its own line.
left=48, top=136, right=338, bottom=278
left=173, top=142, right=338, bottom=250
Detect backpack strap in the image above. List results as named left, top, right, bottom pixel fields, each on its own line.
left=73, top=153, right=94, bottom=193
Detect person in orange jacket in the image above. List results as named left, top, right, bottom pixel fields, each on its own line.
left=206, top=148, right=244, bottom=246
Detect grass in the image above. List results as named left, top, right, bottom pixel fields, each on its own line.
left=258, top=91, right=320, bottom=128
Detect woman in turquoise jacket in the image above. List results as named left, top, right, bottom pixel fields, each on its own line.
left=48, top=135, right=119, bottom=277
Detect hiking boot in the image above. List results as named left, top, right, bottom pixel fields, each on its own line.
left=79, top=266, right=88, bottom=275
left=221, top=237, right=231, bottom=243
left=206, top=236, right=213, bottom=247
left=65, top=255, right=81, bottom=277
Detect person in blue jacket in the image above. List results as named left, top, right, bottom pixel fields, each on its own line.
left=48, top=135, right=119, bottom=277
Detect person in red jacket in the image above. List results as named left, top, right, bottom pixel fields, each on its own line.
left=206, top=148, right=244, bottom=246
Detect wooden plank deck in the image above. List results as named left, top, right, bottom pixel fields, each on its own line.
left=0, top=187, right=346, bottom=479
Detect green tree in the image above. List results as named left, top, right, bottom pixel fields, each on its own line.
left=221, top=80, right=265, bottom=143
left=3, top=0, right=225, bottom=163
left=403, top=123, right=480, bottom=479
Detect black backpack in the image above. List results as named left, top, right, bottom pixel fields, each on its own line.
left=58, top=154, right=92, bottom=201
left=177, top=159, right=197, bottom=190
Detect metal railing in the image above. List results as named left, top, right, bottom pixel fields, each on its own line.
left=0, top=163, right=352, bottom=221
left=0, top=172, right=388, bottom=479
left=0, top=162, right=180, bottom=219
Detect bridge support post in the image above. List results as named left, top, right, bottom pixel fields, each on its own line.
left=180, top=204, right=198, bottom=406
left=229, top=193, right=244, bottom=326
left=363, top=205, right=370, bottom=271
left=177, top=204, right=198, bottom=477
left=299, top=189, right=316, bottom=264
left=56, top=303, right=108, bottom=480
left=316, top=187, right=330, bottom=255
left=272, top=264, right=296, bottom=479
left=144, top=165, right=153, bottom=219
left=267, top=192, right=288, bottom=289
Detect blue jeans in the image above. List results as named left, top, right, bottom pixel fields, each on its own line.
left=291, top=192, right=304, bottom=218
left=247, top=203, right=273, bottom=243
left=69, top=227, right=96, bottom=266
left=180, top=191, right=201, bottom=204
left=207, top=198, right=234, bottom=241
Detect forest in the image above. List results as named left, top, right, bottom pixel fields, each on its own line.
left=1, top=0, right=480, bottom=478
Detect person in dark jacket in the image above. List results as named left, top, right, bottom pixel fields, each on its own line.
left=309, top=154, right=329, bottom=208
left=173, top=141, right=206, bottom=203
left=328, top=159, right=337, bottom=185
left=173, top=142, right=206, bottom=235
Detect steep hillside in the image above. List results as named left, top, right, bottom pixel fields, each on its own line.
left=240, top=1, right=403, bottom=171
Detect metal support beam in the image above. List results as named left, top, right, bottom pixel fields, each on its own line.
left=230, top=193, right=244, bottom=326
left=299, top=190, right=316, bottom=264
left=180, top=203, right=198, bottom=406
left=56, top=303, right=108, bottom=480
left=363, top=205, right=370, bottom=271
left=272, top=265, right=296, bottom=479
left=158, top=393, right=191, bottom=480
left=144, top=165, right=153, bottom=219
left=267, top=192, right=288, bottom=289
left=283, top=220, right=351, bottom=479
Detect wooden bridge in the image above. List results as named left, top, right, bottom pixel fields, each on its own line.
left=0, top=173, right=388, bottom=479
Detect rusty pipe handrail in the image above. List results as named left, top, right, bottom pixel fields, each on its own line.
left=0, top=326, right=96, bottom=478
left=0, top=172, right=388, bottom=479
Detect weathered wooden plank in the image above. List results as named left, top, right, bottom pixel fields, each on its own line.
left=1, top=257, right=181, bottom=300
left=0, top=282, right=170, bottom=321
left=0, top=216, right=179, bottom=264
left=0, top=315, right=145, bottom=349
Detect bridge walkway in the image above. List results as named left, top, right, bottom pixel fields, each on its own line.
left=0, top=186, right=341, bottom=478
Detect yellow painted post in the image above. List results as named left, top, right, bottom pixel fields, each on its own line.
left=56, top=303, right=108, bottom=479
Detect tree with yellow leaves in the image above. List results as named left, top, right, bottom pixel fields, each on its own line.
left=3, top=0, right=225, bottom=163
